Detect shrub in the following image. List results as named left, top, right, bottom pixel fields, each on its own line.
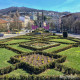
left=6, top=46, right=24, bottom=54
left=52, top=45, right=73, bottom=53
left=0, top=63, right=21, bottom=75
left=9, top=51, right=66, bottom=74
left=19, top=42, right=60, bottom=51
left=63, top=31, right=68, bottom=38
left=53, top=33, right=56, bottom=35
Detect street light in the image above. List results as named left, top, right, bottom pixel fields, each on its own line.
left=60, top=14, right=72, bottom=38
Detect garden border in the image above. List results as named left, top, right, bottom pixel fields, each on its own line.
left=19, top=42, right=60, bottom=51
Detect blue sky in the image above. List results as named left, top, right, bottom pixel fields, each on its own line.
left=0, top=0, right=80, bottom=12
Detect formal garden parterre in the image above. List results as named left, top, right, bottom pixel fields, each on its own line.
left=0, top=29, right=80, bottom=80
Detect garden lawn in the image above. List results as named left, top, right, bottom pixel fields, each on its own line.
left=15, top=35, right=32, bottom=38
left=71, top=38, right=80, bottom=42
left=48, top=36, right=59, bottom=38
left=0, top=39, right=9, bottom=43
left=9, top=44, right=33, bottom=52
left=49, top=39, right=76, bottom=43
left=43, top=44, right=69, bottom=53
left=39, top=69, right=63, bottom=76
left=6, top=69, right=29, bottom=77
left=0, top=48, right=17, bottom=68
left=31, top=42, right=57, bottom=48
left=4, top=39, right=30, bottom=44
left=58, top=47, right=80, bottom=71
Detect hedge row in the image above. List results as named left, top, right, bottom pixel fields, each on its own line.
left=29, top=37, right=51, bottom=42
left=68, top=38, right=80, bottom=43
left=0, top=63, right=21, bottom=75
left=19, top=43, right=60, bottom=51
left=12, top=36, right=32, bottom=40
left=56, top=36, right=80, bottom=43
left=0, top=44, right=6, bottom=48
left=20, top=56, right=66, bottom=74
left=5, top=46, right=25, bottom=54
left=52, top=45, right=73, bottom=53
left=11, top=51, right=63, bottom=60
left=0, top=40, right=31, bottom=45
left=10, top=51, right=66, bottom=74
left=49, top=40, right=76, bottom=44
left=0, top=39, right=13, bottom=44
left=73, top=42, right=80, bottom=47
left=55, top=63, right=80, bottom=75
left=1, top=74, right=80, bottom=80
left=11, top=35, right=32, bottom=40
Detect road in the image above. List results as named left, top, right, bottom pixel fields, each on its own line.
left=56, top=33, right=80, bottom=39
left=0, top=31, right=28, bottom=40
left=0, top=32, right=80, bottom=40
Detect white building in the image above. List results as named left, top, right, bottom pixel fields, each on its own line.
left=24, top=16, right=30, bottom=27
left=30, top=12, right=37, bottom=20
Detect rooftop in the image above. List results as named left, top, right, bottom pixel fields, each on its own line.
left=0, top=19, right=8, bottom=24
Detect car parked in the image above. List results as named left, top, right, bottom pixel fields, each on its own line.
left=0, top=33, right=4, bottom=37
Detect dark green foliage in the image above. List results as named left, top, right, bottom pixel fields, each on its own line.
left=63, top=31, right=68, bottom=38
left=53, top=33, right=56, bottom=35
left=9, top=51, right=66, bottom=74
left=52, top=45, right=73, bottom=53
left=19, top=42, right=60, bottom=51
left=6, top=46, right=24, bottom=54
left=1, top=75, right=80, bottom=80
left=0, top=63, right=21, bottom=75
left=0, top=29, right=80, bottom=79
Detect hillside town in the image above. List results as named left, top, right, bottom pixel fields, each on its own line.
left=0, top=0, right=80, bottom=79
left=0, top=7, right=80, bottom=37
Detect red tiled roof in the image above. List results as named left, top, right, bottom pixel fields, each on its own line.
left=10, top=20, right=23, bottom=23
left=0, top=19, right=8, bottom=24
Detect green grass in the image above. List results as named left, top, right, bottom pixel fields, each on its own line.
left=0, top=48, right=17, bottom=68
left=49, top=39, right=76, bottom=43
left=7, top=69, right=63, bottom=77
left=4, top=39, right=30, bottom=44
left=43, top=44, right=69, bottom=53
left=39, top=69, right=63, bottom=76
left=0, top=39, right=10, bottom=43
left=6, top=69, right=29, bottom=77
left=31, top=42, right=57, bottom=48
left=9, top=44, right=33, bottom=52
left=71, top=38, right=80, bottom=42
left=48, top=36, right=59, bottom=38
left=58, top=47, right=80, bottom=71
left=15, top=35, right=32, bottom=38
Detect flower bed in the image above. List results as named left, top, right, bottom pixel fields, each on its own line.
left=19, top=42, right=60, bottom=51
left=18, top=54, right=54, bottom=67
left=10, top=51, right=66, bottom=74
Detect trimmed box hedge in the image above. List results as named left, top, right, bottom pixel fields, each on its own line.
left=6, top=46, right=25, bottom=54
left=51, top=45, right=73, bottom=53
left=10, top=51, right=66, bottom=74
left=0, top=74, right=80, bottom=80
left=0, top=63, right=21, bottom=75
left=55, top=63, right=80, bottom=75
left=19, top=42, right=60, bottom=51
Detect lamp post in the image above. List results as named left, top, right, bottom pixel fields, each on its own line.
left=60, top=14, right=72, bottom=38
